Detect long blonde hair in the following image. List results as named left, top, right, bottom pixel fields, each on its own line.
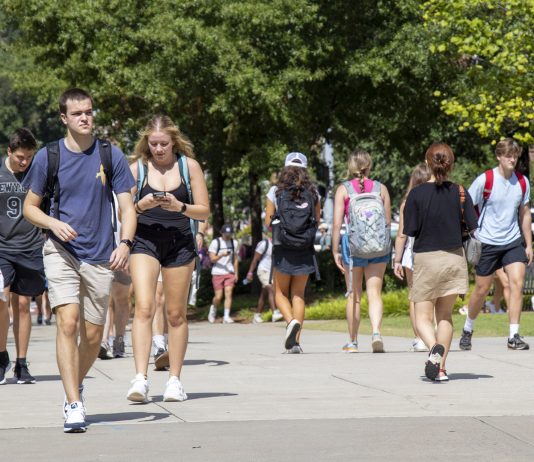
left=402, top=163, right=431, bottom=202
left=347, top=149, right=372, bottom=192
left=132, top=115, right=194, bottom=163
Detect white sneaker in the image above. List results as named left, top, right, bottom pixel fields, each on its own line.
left=127, top=374, right=149, bottom=403
left=272, top=309, right=283, bottom=322
left=63, top=384, right=85, bottom=419
left=411, top=337, right=428, bottom=352
left=163, top=376, right=188, bottom=402
left=208, top=305, right=216, bottom=323
left=285, top=319, right=301, bottom=350
left=223, top=316, right=235, bottom=324
left=253, top=313, right=264, bottom=324
left=64, top=401, right=86, bottom=433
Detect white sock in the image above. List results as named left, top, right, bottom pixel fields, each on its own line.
left=224, top=309, right=231, bottom=319
left=464, top=317, right=476, bottom=333
left=509, top=324, right=519, bottom=339
left=108, top=335, right=115, bottom=345
left=163, top=334, right=168, bottom=348
left=152, top=335, right=165, bottom=351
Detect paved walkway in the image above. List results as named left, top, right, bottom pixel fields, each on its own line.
left=2, top=319, right=534, bottom=461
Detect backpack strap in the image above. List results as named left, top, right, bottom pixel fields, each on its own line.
left=371, top=180, right=381, bottom=193
left=483, top=169, right=493, bottom=201
left=135, top=159, right=148, bottom=204
left=260, top=239, right=269, bottom=261
left=515, top=170, right=527, bottom=202
left=45, top=141, right=61, bottom=219
left=98, top=140, right=117, bottom=233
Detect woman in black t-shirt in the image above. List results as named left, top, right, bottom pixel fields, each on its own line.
left=403, top=142, right=477, bottom=382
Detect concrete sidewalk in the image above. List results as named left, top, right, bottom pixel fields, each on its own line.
left=1, top=320, right=534, bottom=461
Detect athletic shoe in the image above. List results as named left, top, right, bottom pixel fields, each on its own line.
left=127, top=374, right=149, bottom=403
left=163, top=376, right=188, bottom=402
left=371, top=333, right=385, bottom=353
left=45, top=317, right=52, bottom=326
left=458, top=305, right=468, bottom=315
left=486, top=301, right=497, bottom=314
left=223, top=316, right=235, bottom=324
left=113, top=336, right=126, bottom=358
left=284, top=319, right=301, bottom=350
left=425, top=344, right=445, bottom=380
left=37, top=314, right=43, bottom=325
left=411, top=337, right=428, bottom=352
left=63, top=384, right=85, bottom=419
left=14, top=361, right=36, bottom=384
left=208, top=305, right=217, bottom=323
left=434, top=368, right=449, bottom=382
left=0, top=354, right=10, bottom=385
left=154, top=349, right=169, bottom=371
left=253, top=313, right=264, bottom=324
left=507, top=334, right=530, bottom=350
left=98, top=342, right=113, bottom=360
left=459, top=329, right=473, bottom=351
left=342, top=342, right=358, bottom=353
left=272, top=309, right=284, bottom=322
left=64, top=401, right=86, bottom=433
left=285, top=344, right=303, bottom=354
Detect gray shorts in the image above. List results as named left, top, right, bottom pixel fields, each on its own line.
left=43, top=239, right=113, bottom=325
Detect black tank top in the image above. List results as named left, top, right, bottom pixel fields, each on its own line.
left=137, top=180, right=192, bottom=235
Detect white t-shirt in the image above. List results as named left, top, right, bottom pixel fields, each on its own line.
left=209, top=237, right=238, bottom=275
left=468, top=168, right=530, bottom=245
left=255, top=239, right=272, bottom=273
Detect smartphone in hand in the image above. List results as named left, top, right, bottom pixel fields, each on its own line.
left=153, top=191, right=167, bottom=198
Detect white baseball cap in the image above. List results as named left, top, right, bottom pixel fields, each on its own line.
left=284, top=152, right=308, bottom=168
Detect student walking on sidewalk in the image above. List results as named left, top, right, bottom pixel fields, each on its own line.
left=460, top=138, right=532, bottom=351
left=403, top=143, right=477, bottom=381
left=265, top=153, right=320, bottom=353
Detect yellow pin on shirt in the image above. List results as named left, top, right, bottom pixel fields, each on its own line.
left=96, top=164, right=106, bottom=186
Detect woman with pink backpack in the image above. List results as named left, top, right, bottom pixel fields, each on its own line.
left=332, top=150, right=392, bottom=353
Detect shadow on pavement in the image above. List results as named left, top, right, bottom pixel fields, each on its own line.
left=33, top=375, right=94, bottom=382
left=152, top=392, right=237, bottom=401
left=448, top=373, right=493, bottom=380
left=87, top=412, right=171, bottom=424
left=184, top=359, right=229, bottom=367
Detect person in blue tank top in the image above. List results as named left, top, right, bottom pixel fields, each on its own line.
left=126, top=115, right=209, bottom=404
left=22, top=88, right=137, bottom=433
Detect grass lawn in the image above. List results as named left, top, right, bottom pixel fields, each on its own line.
left=305, top=312, right=534, bottom=338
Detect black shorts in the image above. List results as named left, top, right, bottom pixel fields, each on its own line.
left=131, top=225, right=196, bottom=268
left=0, top=249, right=46, bottom=296
left=476, top=237, right=528, bottom=277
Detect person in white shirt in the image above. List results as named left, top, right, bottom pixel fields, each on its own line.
left=245, top=235, right=283, bottom=323
left=208, top=224, right=239, bottom=323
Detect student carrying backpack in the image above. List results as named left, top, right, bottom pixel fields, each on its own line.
left=265, top=152, right=321, bottom=354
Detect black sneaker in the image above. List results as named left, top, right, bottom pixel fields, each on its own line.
left=37, top=314, right=43, bottom=325
left=0, top=352, right=10, bottom=385
left=459, top=329, right=473, bottom=351
left=425, top=344, right=444, bottom=381
left=14, top=361, right=36, bottom=384
left=98, top=342, right=113, bottom=360
left=507, top=334, right=529, bottom=350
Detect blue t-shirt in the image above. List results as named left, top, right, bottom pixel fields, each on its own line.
left=23, top=139, right=135, bottom=263
left=468, top=168, right=530, bottom=246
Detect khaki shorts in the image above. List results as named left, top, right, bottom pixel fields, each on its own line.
left=43, top=239, right=113, bottom=325
left=257, top=269, right=272, bottom=288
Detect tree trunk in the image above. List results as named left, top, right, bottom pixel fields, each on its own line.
left=249, top=169, right=263, bottom=248
left=211, top=168, right=225, bottom=237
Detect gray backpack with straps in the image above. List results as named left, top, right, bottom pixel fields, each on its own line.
left=344, top=180, right=391, bottom=259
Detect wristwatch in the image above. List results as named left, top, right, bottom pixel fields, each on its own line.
left=180, top=202, right=187, bottom=213
left=120, top=239, right=134, bottom=249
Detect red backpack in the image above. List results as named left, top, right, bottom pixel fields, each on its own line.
left=475, top=169, right=527, bottom=216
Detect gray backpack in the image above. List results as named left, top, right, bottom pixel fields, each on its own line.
left=344, top=180, right=391, bottom=259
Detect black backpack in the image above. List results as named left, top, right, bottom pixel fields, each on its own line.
left=272, top=188, right=317, bottom=250
left=41, top=139, right=116, bottom=231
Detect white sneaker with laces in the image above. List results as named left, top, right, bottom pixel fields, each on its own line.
left=223, top=316, right=235, bottom=324
left=411, top=337, right=428, bottom=352
left=127, top=374, right=149, bottom=403
left=163, top=376, right=188, bottom=402
left=208, top=305, right=217, bottom=323
left=64, top=401, right=86, bottom=433
left=63, top=384, right=85, bottom=419
left=272, top=309, right=283, bottom=322
left=253, top=313, right=264, bottom=324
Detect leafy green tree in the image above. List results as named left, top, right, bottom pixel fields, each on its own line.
left=423, top=0, right=534, bottom=144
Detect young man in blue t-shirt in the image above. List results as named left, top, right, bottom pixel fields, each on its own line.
left=460, top=138, right=532, bottom=351
left=23, top=88, right=137, bottom=433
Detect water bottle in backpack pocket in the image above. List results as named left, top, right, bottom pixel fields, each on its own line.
left=344, top=180, right=390, bottom=259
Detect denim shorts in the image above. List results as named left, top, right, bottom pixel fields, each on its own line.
left=352, top=253, right=390, bottom=268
